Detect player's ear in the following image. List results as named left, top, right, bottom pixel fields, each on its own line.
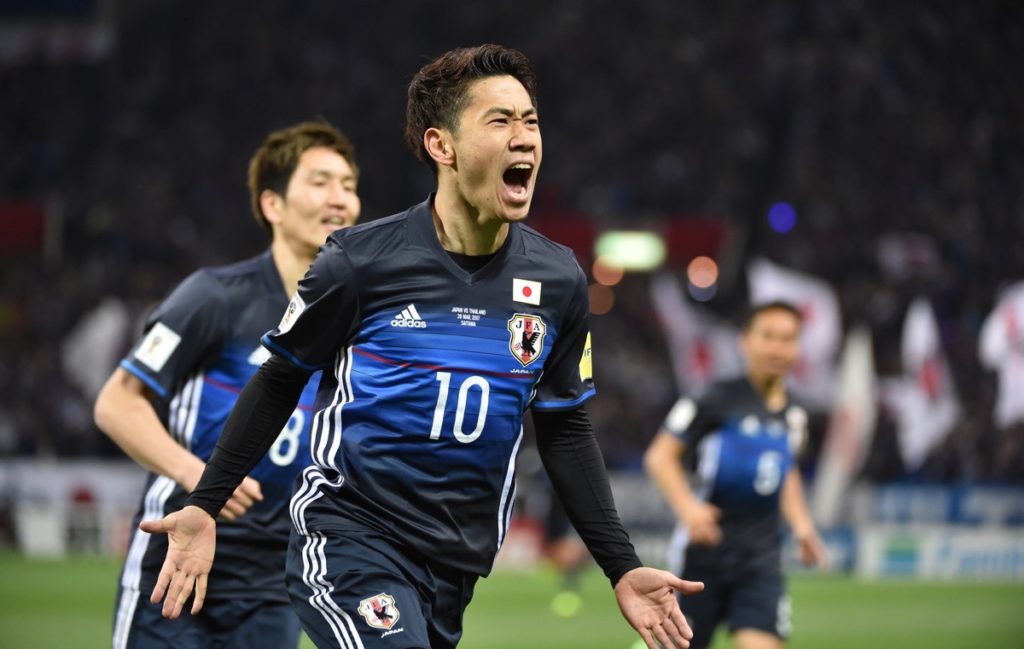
left=424, top=127, right=456, bottom=169
left=260, top=189, right=285, bottom=226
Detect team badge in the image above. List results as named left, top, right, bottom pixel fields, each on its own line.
left=508, top=313, right=547, bottom=366
left=358, top=593, right=400, bottom=630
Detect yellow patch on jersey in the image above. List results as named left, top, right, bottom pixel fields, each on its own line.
left=578, top=332, right=593, bottom=381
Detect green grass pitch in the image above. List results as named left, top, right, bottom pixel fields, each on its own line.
left=1, top=552, right=1022, bottom=648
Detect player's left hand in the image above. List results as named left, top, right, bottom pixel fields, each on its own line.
left=796, top=530, right=829, bottom=570
left=614, top=567, right=704, bottom=649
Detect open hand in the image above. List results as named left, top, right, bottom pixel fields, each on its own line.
left=615, top=567, right=704, bottom=648
left=139, top=505, right=217, bottom=619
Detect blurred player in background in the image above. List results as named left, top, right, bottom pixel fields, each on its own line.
left=644, top=301, right=827, bottom=649
left=141, top=44, right=703, bottom=649
left=93, top=120, right=361, bottom=649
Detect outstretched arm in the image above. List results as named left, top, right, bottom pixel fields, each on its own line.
left=140, top=353, right=311, bottom=618
left=533, top=407, right=703, bottom=648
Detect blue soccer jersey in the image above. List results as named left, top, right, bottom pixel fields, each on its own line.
left=264, top=196, right=595, bottom=576
left=662, top=377, right=808, bottom=559
left=118, top=252, right=319, bottom=602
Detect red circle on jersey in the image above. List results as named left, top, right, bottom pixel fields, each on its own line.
left=523, top=286, right=532, bottom=297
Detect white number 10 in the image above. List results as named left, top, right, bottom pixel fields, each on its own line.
left=430, top=371, right=490, bottom=443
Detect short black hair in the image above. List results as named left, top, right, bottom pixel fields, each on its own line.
left=405, top=44, right=537, bottom=174
left=742, top=300, right=803, bottom=331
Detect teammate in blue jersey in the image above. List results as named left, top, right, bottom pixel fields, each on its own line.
left=93, top=120, right=361, bottom=649
left=644, top=301, right=828, bottom=649
left=140, top=45, right=703, bottom=649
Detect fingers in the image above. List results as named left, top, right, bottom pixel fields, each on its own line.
left=239, top=476, right=263, bottom=502
left=162, top=569, right=184, bottom=619
left=640, top=627, right=659, bottom=649
left=150, top=560, right=174, bottom=604
left=706, top=504, right=722, bottom=520
left=139, top=517, right=170, bottom=534
left=665, top=574, right=705, bottom=595
left=651, top=622, right=678, bottom=649
left=218, top=499, right=243, bottom=521
left=192, top=574, right=208, bottom=615
left=218, top=478, right=264, bottom=521
left=669, top=605, right=693, bottom=640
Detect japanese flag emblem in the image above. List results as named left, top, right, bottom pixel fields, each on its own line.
left=513, top=278, right=542, bottom=305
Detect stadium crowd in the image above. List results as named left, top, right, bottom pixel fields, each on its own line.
left=2, top=1, right=1022, bottom=484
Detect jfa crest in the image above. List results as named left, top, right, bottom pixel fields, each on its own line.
left=358, top=593, right=400, bottom=630
left=508, top=314, right=547, bottom=367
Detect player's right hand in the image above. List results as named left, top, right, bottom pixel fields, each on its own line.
left=684, top=501, right=722, bottom=546
left=218, top=476, right=263, bottom=521
left=179, top=462, right=262, bottom=522
left=139, top=505, right=216, bottom=619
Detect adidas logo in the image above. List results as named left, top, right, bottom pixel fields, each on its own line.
left=391, top=304, right=427, bottom=328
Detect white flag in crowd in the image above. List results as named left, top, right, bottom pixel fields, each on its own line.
left=979, top=280, right=1024, bottom=428
left=896, top=297, right=961, bottom=471
left=747, top=257, right=842, bottom=410
left=649, top=273, right=742, bottom=398
left=812, top=326, right=877, bottom=528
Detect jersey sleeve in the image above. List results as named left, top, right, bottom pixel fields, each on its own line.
left=661, top=390, right=722, bottom=448
left=262, top=237, right=361, bottom=370
left=119, top=270, right=227, bottom=400
left=531, top=264, right=596, bottom=410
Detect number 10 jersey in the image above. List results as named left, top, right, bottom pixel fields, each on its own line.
left=265, top=197, right=596, bottom=577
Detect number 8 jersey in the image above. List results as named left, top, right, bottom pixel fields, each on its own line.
left=264, top=197, right=596, bottom=577
left=119, top=252, right=319, bottom=602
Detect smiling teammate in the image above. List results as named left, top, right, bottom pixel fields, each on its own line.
left=94, top=121, right=361, bottom=648
left=141, top=45, right=703, bottom=649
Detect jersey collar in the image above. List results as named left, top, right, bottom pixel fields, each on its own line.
left=406, top=194, right=523, bottom=285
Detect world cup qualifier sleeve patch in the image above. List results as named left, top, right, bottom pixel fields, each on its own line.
left=277, top=293, right=306, bottom=334
left=134, top=322, right=182, bottom=372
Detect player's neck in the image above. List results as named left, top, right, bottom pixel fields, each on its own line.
left=270, top=238, right=316, bottom=298
left=747, top=371, right=788, bottom=412
left=432, top=185, right=509, bottom=255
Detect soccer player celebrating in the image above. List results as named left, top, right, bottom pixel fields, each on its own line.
left=141, top=45, right=703, bottom=649
left=94, top=121, right=361, bottom=648
left=644, top=301, right=828, bottom=649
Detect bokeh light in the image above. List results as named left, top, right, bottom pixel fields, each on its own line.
left=767, top=201, right=797, bottom=233
left=592, top=255, right=625, bottom=286
left=688, top=282, right=717, bottom=302
left=687, top=255, right=719, bottom=289
left=588, top=283, right=615, bottom=315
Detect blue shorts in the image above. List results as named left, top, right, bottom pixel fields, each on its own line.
left=286, top=526, right=477, bottom=649
left=112, top=585, right=301, bottom=649
left=677, top=545, right=790, bottom=649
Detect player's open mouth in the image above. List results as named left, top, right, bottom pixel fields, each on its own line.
left=502, top=163, right=533, bottom=202
left=322, top=215, right=347, bottom=228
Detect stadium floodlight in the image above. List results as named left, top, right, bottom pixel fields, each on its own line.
left=594, top=231, right=666, bottom=272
